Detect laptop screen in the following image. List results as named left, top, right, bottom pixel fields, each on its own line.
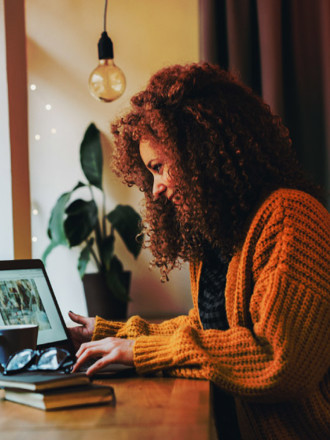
left=0, top=266, right=68, bottom=347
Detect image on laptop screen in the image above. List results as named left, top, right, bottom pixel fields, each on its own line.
left=0, top=267, right=67, bottom=346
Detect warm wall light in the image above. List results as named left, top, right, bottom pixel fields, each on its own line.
left=88, top=0, right=126, bottom=102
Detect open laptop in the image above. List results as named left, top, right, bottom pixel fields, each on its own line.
left=0, top=259, right=133, bottom=376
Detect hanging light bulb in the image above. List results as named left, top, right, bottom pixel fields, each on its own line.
left=88, top=0, right=126, bottom=102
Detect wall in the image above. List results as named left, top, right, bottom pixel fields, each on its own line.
left=0, top=0, right=14, bottom=260
left=26, top=0, right=199, bottom=321
left=1, top=0, right=31, bottom=260
left=4, top=0, right=31, bottom=259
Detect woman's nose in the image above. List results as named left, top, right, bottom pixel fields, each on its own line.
left=152, top=179, right=166, bottom=199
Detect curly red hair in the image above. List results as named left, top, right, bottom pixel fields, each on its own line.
left=111, top=63, right=322, bottom=278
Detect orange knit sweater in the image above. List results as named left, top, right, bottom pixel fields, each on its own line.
left=93, top=189, right=330, bottom=439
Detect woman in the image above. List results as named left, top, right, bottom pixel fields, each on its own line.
left=70, top=63, right=330, bottom=439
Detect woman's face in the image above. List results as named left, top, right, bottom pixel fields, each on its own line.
left=139, top=138, right=181, bottom=204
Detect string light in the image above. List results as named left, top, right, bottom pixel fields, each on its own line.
left=29, top=84, right=57, bottom=139
left=31, top=203, right=40, bottom=246
left=29, top=83, right=57, bottom=251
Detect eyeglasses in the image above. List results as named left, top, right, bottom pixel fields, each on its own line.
left=0, top=347, right=75, bottom=375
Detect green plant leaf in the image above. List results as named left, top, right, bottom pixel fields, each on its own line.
left=101, top=235, right=115, bottom=271
left=107, top=205, right=143, bottom=258
left=64, top=199, right=98, bottom=246
left=47, top=192, right=71, bottom=244
left=78, top=238, right=94, bottom=278
left=41, top=241, right=59, bottom=264
left=43, top=182, right=86, bottom=263
left=104, top=256, right=131, bottom=302
left=80, top=123, right=103, bottom=190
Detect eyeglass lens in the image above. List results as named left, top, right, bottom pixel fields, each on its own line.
left=37, top=348, right=69, bottom=370
left=5, top=348, right=35, bottom=372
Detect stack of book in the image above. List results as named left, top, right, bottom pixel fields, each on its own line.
left=0, top=372, right=114, bottom=410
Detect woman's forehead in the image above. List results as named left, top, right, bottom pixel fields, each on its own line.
left=139, top=138, right=167, bottom=160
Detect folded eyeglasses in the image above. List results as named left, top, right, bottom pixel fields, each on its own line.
left=0, top=347, right=75, bottom=375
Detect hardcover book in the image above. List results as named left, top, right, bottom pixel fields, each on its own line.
left=0, top=372, right=90, bottom=391
left=4, top=384, right=115, bottom=410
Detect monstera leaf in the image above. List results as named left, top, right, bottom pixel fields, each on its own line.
left=42, top=182, right=86, bottom=263
left=107, top=205, right=143, bottom=258
left=78, top=237, right=94, bottom=278
left=80, top=123, right=103, bottom=190
left=64, top=199, right=98, bottom=246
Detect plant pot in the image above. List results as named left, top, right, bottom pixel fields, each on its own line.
left=82, top=272, right=130, bottom=321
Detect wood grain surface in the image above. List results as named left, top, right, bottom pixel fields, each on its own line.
left=0, top=376, right=216, bottom=440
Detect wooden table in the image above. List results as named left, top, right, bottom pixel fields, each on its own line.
left=0, top=376, right=216, bottom=440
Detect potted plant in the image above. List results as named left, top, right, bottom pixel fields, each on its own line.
left=42, top=123, right=143, bottom=319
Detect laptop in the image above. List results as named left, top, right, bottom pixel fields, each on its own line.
left=0, top=259, right=133, bottom=376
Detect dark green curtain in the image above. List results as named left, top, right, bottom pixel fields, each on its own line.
left=199, top=0, right=330, bottom=206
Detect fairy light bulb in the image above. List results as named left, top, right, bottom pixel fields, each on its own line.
left=88, top=31, right=126, bottom=102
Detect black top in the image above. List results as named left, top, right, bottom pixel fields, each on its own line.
left=198, top=244, right=242, bottom=440
left=198, top=245, right=229, bottom=330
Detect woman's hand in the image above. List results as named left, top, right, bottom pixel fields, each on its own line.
left=72, top=337, right=135, bottom=375
left=67, top=311, right=96, bottom=350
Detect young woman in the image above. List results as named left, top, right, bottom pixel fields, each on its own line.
left=69, top=63, right=330, bottom=440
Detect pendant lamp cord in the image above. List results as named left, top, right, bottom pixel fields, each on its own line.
left=103, top=0, right=108, bottom=32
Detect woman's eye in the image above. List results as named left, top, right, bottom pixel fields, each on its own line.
left=153, top=164, right=162, bottom=173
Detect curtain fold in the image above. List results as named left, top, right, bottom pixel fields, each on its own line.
left=199, top=0, right=329, bottom=203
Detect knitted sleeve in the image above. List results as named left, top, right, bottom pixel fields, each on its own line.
left=133, top=192, right=330, bottom=402
left=92, top=306, right=201, bottom=341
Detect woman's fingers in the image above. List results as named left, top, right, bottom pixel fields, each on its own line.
left=68, top=311, right=88, bottom=325
left=72, top=345, right=103, bottom=372
left=72, top=337, right=135, bottom=373
left=73, top=338, right=115, bottom=372
left=85, top=351, right=123, bottom=376
left=68, top=312, right=96, bottom=342
left=75, top=338, right=107, bottom=357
